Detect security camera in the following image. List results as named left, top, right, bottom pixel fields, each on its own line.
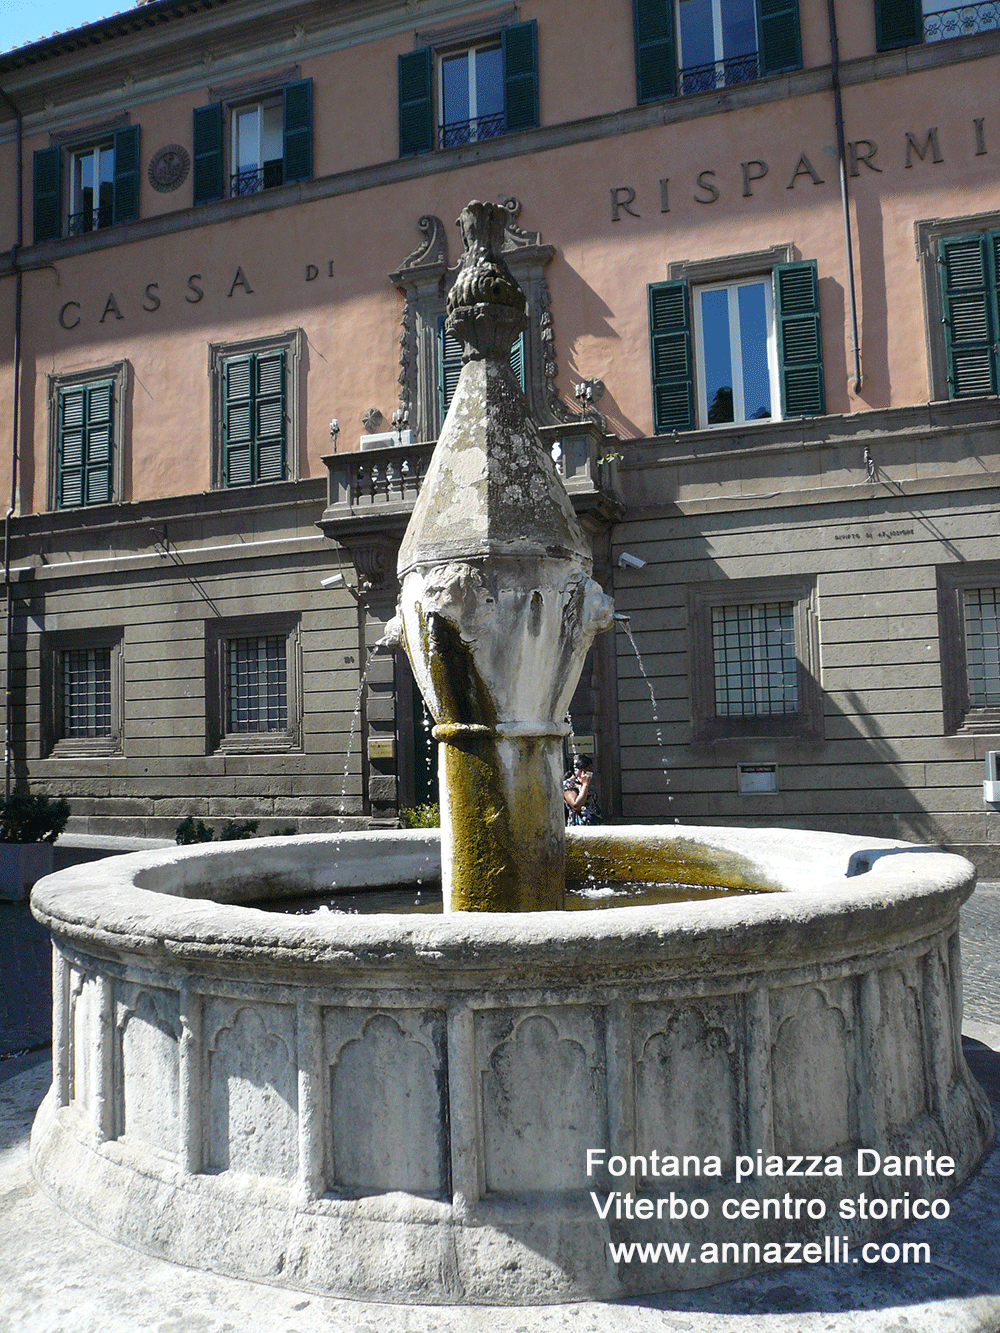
left=617, top=552, right=646, bottom=570
left=320, top=573, right=344, bottom=588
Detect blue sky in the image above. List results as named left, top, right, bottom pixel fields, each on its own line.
left=1, top=0, right=131, bottom=53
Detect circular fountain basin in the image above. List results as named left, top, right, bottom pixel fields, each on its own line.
left=29, top=826, right=992, bottom=1305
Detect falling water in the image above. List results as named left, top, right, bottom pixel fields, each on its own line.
left=617, top=616, right=672, bottom=805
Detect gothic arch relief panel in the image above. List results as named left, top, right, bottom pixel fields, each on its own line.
left=116, top=985, right=180, bottom=1152
left=477, top=1007, right=606, bottom=1196
left=770, top=983, right=855, bottom=1155
left=205, top=1000, right=298, bottom=1178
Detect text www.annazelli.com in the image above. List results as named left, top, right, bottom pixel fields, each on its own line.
left=608, top=1239, right=931, bottom=1266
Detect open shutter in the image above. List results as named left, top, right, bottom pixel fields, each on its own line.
left=254, top=350, right=286, bottom=481
left=875, top=0, right=922, bottom=49
left=510, top=331, right=526, bottom=391
left=193, top=102, right=224, bottom=203
left=774, top=260, right=825, bottom=417
left=649, top=281, right=693, bottom=432
left=633, top=0, right=675, bottom=104
left=939, top=234, right=998, bottom=399
left=757, top=0, right=802, bottom=75
left=399, top=48, right=433, bottom=156
left=112, top=124, right=140, bottom=225
left=502, top=20, right=539, bottom=133
left=33, top=145, right=62, bottom=243
left=282, top=79, right=313, bottom=183
left=438, top=319, right=464, bottom=425
left=224, top=357, right=254, bottom=486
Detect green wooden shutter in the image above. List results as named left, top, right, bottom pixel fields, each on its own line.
left=33, top=145, right=62, bottom=243
left=112, top=124, right=140, bottom=225
left=875, top=0, right=922, bottom=49
left=938, top=234, right=999, bottom=399
left=648, top=281, right=693, bottom=432
left=774, top=260, right=825, bottom=417
left=438, top=319, right=464, bottom=425
left=193, top=102, right=224, bottom=203
left=757, top=0, right=802, bottom=74
left=502, top=20, right=539, bottom=132
left=633, top=0, right=675, bottom=104
left=58, top=381, right=113, bottom=508
left=399, top=48, right=433, bottom=156
left=254, top=350, right=286, bottom=481
left=283, top=79, right=313, bottom=183
left=510, top=331, right=526, bottom=391
left=224, top=352, right=286, bottom=486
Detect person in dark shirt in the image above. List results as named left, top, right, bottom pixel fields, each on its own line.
left=563, top=753, right=601, bottom=825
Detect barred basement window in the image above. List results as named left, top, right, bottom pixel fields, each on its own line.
left=227, top=636, right=287, bottom=733
left=962, top=588, right=1000, bottom=707
left=712, top=602, right=798, bottom=716
left=688, top=576, right=822, bottom=744
left=63, top=647, right=113, bottom=737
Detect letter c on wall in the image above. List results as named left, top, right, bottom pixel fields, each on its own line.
left=58, top=301, right=81, bottom=330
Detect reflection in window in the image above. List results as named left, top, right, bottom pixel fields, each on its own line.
left=70, top=144, right=114, bottom=234
left=963, top=588, right=1000, bottom=706
left=712, top=602, right=797, bottom=717
left=232, top=101, right=283, bottom=195
left=440, top=44, right=504, bottom=147
left=695, top=280, right=775, bottom=427
left=677, top=0, right=759, bottom=92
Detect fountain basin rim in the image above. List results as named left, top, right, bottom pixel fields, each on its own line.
left=30, top=826, right=976, bottom=981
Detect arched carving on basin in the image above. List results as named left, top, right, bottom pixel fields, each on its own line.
left=29, top=826, right=993, bottom=1305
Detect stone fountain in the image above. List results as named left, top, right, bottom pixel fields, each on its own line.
left=28, top=204, right=992, bottom=1306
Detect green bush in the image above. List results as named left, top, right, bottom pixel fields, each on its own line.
left=175, top=816, right=215, bottom=845
left=218, top=819, right=259, bottom=841
left=399, top=802, right=440, bottom=829
left=0, top=791, right=70, bottom=844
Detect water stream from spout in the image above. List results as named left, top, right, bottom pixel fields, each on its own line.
left=617, top=619, right=672, bottom=804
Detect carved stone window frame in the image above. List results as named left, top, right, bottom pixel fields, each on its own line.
left=687, top=574, right=823, bottom=745
left=937, top=560, right=1000, bottom=735
left=42, top=627, right=125, bottom=758
left=205, top=612, right=303, bottom=754
left=915, top=209, right=1000, bottom=403
left=389, top=203, right=574, bottom=442
left=208, top=328, right=303, bottom=490
left=46, top=360, right=129, bottom=511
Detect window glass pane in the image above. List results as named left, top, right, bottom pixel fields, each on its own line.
left=964, top=588, right=1000, bottom=706
left=73, top=149, right=94, bottom=213
left=473, top=44, right=504, bottom=117
left=678, top=0, right=715, bottom=65
left=442, top=52, right=470, bottom=125
left=262, top=103, right=283, bottom=163
left=62, top=647, right=112, bottom=738
left=737, top=282, right=771, bottom=420
left=700, top=287, right=734, bottom=424
left=712, top=602, right=797, bottom=717
left=722, top=0, right=757, bottom=57
left=236, top=108, right=260, bottom=169
left=227, top=635, right=288, bottom=732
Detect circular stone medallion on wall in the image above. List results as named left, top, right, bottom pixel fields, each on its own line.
left=148, top=144, right=190, bottom=193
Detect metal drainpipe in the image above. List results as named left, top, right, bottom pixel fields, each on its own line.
left=826, top=0, right=863, bottom=395
left=1, top=87, right=23, bottom=801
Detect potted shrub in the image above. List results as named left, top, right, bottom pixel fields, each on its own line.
left=0, top=790, right=70, bottom=902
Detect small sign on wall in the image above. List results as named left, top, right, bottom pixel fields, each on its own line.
left=368, top=738, right=396, bottom=761
left=738, top=764, right=778, bottom=795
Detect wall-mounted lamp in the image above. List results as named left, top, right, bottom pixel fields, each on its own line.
left=618, top=552, right=646, bottom=570
left=329, top=418, right=340, bottom=450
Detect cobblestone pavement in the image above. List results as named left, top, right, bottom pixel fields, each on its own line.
left=956, top=880, right=1000, bottom=1045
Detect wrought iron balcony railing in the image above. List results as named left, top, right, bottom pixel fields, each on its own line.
left=68, top=205, right=113, bottom=236
left=230, top=161, right=284, bottom=197
left=679, top=50, right=760, bottom=95
left=924, top=1, right=1000, bottom=40
left=439, top=111, right=506, bottom=150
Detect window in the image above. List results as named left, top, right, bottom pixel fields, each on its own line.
left=43, top=631, right=124, bottom=757
left=875, top=0, right=999, bottom=49
left=688, top=577, right=822, bottom=744
left=209, top=330, right=302, bottom=489
left=206, top=616, right=302, bottom=752
left=649, top=257, right=824, bottom=433
left=633, top=0, right=801, bottom=103
left=398, top=19, right=538, bottom=156
left=33, top=124, right=140, bottom=244
left=438, top=320, right=525, bottom=424
left=193, top=79, right=312, bottom=204
left=937, top=230, right=1000, bottom=399
left=937, top=563, right=1000, bottom=733
left=47, top=362, right=128, bottom=510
